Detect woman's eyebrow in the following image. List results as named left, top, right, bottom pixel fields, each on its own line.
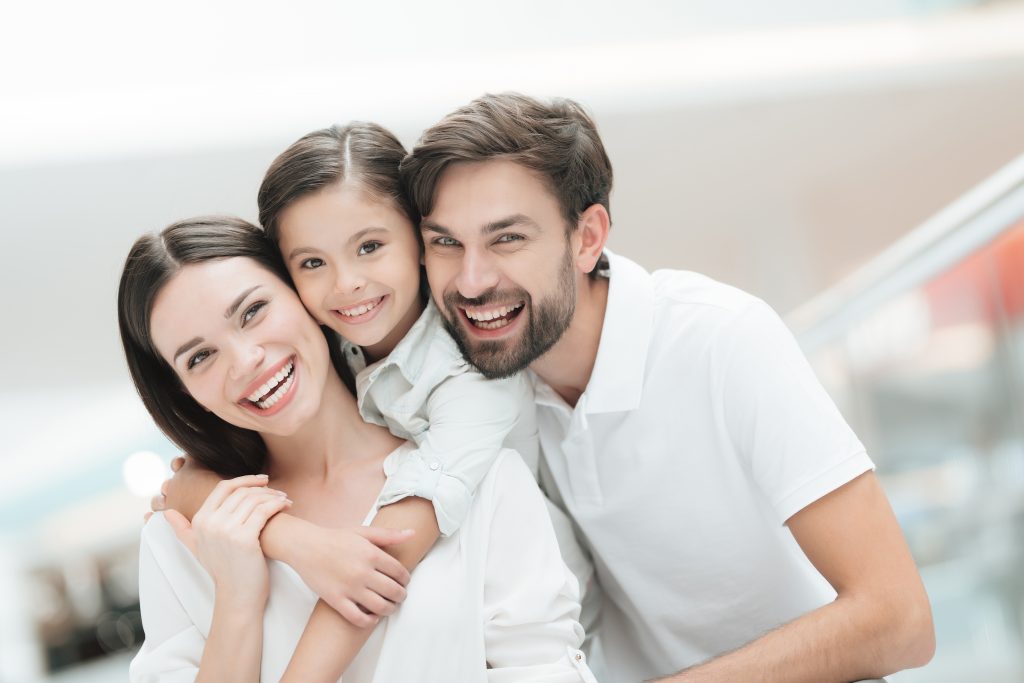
left=225, top=286, right=260, bottom=319
left=173, top=337, right=203, bottom=363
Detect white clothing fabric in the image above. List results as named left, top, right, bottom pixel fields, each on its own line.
left=533, top=251, right=874, bottom=683
left=343, top=300, right=539, bottom=536
left=130, top=448, right=598, bottom=683
left=344, top=300, right=594, bottom=596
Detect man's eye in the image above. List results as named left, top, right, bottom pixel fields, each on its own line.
left=433, top=236, right=459, bottom=247
left=187, top=349, right=211, bottom=369
left=358, top=241, right=383, bottom=256
left=242, top=301, right=267, bottom=325
left=496, top=234, right=524, bottom=244
left=300, top=257, right=325, bottom=269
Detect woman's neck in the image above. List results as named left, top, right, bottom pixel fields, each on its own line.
left=260, top=370, right=399, bottom=482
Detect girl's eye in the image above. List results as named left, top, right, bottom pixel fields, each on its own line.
left=358, top=241, right=383, bottom=256
left=187, top=349, right=211, bottom=369
left=242, top=301, right=267, bottom=325
left=300, top=257, right=325, bottom=269
left=433, top=236, right=460, bottom=247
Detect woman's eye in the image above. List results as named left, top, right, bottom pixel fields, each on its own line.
left=358, top=241, right=383, bottom=256
left=242, top=301, right=267, bottom=325
left=187, top=349, right=211, bottom=369
left=300, top=257, right=325, bottom=269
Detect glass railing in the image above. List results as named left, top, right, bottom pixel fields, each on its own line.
left=789, top=154, right=1024, bottom=682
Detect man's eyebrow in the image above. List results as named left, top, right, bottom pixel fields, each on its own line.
left=173, top=337, right=203, bottom=363
left=225, top=285, right=261, bottom=319
left=420, top=215, right=539, bottom=236
left=420, top=220, right=451, bottom=235
left=482, top=214, right=540, bottom=234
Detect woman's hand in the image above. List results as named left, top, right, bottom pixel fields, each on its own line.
left=165, top=474, right=291, bottom=605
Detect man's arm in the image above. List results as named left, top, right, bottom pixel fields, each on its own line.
left=659, top=471, right=934, bottom=683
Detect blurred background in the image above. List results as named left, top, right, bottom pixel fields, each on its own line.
left=2, top=0, right=1023, bottom=680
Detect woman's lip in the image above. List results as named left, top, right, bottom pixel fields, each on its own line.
left=239, top=360, right=300, bottom=418
left=238, top=355, right=295, bottom=403
left=330, top=294, right=389, bottom=325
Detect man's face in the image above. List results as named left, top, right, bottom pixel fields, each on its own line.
left=421, top=160, right=578, bottom=378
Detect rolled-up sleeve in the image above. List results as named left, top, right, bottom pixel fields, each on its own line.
left=482, top=453, right=600, bottom=682
left=376, top=372, right=534, bottom=536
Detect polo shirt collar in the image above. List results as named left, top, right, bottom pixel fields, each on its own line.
left=585, top=249, right=654, bottom=413
left=533, top=249, right=654, bottom=415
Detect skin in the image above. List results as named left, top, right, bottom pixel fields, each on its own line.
left=149, top=257, right=410, bottom=680
left=420, top=158, right=935, bottom=681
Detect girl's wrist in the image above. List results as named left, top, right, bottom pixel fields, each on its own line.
left=214, top=583, right=268, bottom=614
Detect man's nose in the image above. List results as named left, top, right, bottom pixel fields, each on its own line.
left=454, top=249, right=500, bottom=300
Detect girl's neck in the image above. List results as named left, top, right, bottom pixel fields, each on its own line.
left=362, top=295, right=426, bottom=364
left=261, top=370, right=399, bottom=481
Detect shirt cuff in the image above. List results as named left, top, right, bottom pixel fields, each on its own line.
left=377, top=453, right=473, bottom=537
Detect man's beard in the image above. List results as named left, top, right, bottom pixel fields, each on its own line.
left=440, top=249, right=576, bottom=379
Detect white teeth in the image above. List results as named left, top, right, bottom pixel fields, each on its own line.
left=465, top=303, right=523, bottom=322
left=246, top=361, right=294, bottom=403
left=338, top=298, right=381, bottom=317
left=256, top=371, right=295, bottom=409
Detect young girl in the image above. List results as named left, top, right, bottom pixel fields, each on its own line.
left=152, top=125, right=593, bottom=677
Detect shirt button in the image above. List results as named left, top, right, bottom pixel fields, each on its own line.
left=351, top=347, right=359, bottom=355
left=429, top=462, right=440, bottom=471
left=575, top=652, right=584, bottom=662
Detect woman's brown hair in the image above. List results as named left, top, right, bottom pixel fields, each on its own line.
left=117, top=215, right=352, bottom=477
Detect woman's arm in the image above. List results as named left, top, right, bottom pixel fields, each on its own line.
left=132, top=475, right=288, bottom=683
left=279, top=496, right=439, bottom=682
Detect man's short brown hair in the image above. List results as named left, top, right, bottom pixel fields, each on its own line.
left=400, top=93, right=613, bottom=233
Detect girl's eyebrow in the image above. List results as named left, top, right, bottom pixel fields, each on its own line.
left=346, top=226, right=387, bottom=245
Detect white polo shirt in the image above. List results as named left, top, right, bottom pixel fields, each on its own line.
left=533, top=251, right=874, bottom=682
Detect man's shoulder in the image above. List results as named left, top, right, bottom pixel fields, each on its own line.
left=647, top=268, right=764, bottom=336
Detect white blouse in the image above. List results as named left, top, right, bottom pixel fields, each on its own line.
left=129, top=447, right=598, bottom=682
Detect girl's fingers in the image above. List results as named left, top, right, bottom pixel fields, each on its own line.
left=338, top=600, right=379, bottom=629
left=368, top=571, right=408, bottom=605
left=357, top=589, right=397, bottom=617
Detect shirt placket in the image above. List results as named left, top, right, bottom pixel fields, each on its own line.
left=562, top=397, right=604, bottom=506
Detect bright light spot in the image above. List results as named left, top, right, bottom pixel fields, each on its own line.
left=122, top=451, right=166, bottom=498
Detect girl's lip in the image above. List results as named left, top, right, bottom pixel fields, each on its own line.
left=238, top=359, right=300, bottom=418
left=330, top=294, right=389, bottom=325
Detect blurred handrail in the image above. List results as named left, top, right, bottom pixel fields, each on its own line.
left=787, top=152, right=1024, bottom=352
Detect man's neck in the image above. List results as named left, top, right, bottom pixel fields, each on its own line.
left=529, top=273, right=609, bottom=407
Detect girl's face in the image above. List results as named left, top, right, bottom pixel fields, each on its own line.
left=276, top=182, right=423, bottom=361
left=149, top=257, right=332, bottom=437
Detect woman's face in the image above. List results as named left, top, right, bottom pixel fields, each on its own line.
left=149, top=257, right=331, bottom=437
left=276, top=182, right=424, bottom=361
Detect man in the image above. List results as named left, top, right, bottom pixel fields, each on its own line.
left=396, top=93, right=935, bottom=682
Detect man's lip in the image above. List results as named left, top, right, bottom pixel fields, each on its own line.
left=330, top=294, right=388, bottom=325
left=457, top=302, right=526, bottom=339
left=238, top=355, right=295, bottom=403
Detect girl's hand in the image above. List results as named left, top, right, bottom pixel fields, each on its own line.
left=165, top=474, right=291, bottom=605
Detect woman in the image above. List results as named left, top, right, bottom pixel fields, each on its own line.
left=120, top=217, right=596, bottom=682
